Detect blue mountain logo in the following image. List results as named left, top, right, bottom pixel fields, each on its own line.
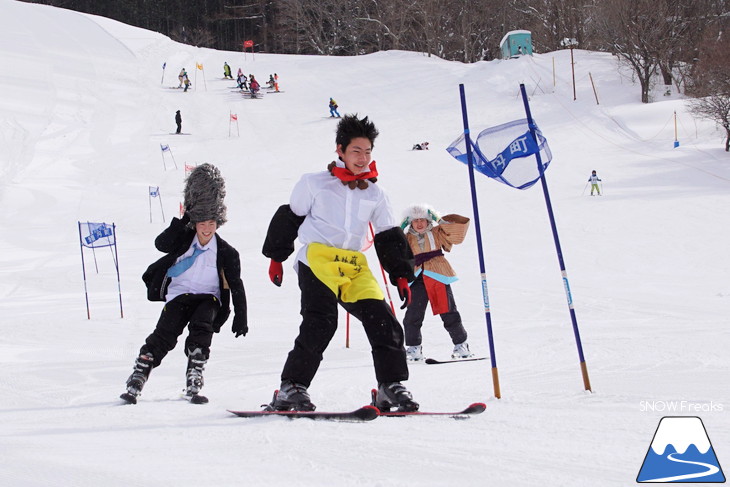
left=637, top=416, right=725, bottom=483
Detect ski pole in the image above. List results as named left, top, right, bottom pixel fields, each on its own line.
left=581, top=182, right=588, bottom=196
left=345, top=312, right=350, bottom=348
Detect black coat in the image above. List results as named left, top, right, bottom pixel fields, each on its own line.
left=142, top=216, right=247, bottom=331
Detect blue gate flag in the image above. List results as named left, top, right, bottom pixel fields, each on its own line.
left=446, top=118, right=552, bottom=190
left=79, top=222, right=115, bottom=248
left=149, top=186, right=160, bottom=197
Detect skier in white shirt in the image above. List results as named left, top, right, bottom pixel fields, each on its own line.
left=588, top=170, right=602, bottom=196
left=262, top=114, right=419, bottom=413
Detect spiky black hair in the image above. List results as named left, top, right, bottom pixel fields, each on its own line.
left=335, top=114, right=379, bottom=150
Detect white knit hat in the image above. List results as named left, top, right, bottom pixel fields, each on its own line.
left=400, top=203, right=440, bottom=230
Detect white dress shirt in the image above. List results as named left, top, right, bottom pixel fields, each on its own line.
left=165, top=234, right=220, bottom=302
left=290, top=169, right=397, bottom=269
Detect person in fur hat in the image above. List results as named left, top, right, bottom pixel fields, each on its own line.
left=262, top=114, right=419, bottom=412
left=400, top=203, right=473, bottom=362
left=121, top=163, right=248, bottom=404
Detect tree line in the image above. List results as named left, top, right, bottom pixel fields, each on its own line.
left=19, top=0, right=730, bottom=148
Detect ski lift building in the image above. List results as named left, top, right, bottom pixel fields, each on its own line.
left=500, top=30, right=533, bottom=59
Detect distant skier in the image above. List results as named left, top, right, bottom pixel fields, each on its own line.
left=588, top=170, right=602, bottom=196
left=237, top=73, right=248, bottom=91
left=223, top=62, right=232, bottom=79
left=175, top=110, right=182, bottom=134
left=329, top=98, right=341, bottom=118
left=178, top=68, right=187, bottom=88
left=249, top=75, right=260, bottom=97
left=412, top=142, right=429, bottom=150
left=183, top=75, right=191, bottom=92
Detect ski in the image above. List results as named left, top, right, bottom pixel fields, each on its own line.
left=228, top=405, right=379, bottom=422
left=119, top=392, right=138, bottom=404
left=183, top=393, right=209, bottom=404
left=424, top=357, right=488, bottom=365
left=377, top=402, right=486, bottom=418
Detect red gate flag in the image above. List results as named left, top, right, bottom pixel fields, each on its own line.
left=243, top=40, right=254, bottom=48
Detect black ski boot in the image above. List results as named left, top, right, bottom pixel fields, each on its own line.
left=268, top=380, right=316, bottom=411
left=374, top=382, right=419, bottom=412
left=184, top=347, right=209, bottom=404
left=120, top=353, right=154, bottom=404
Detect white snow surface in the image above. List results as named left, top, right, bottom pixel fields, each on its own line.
left=1, top=1, right=729, bottom=485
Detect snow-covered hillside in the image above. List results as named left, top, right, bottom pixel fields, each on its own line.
left=0, top=0, right=728, bottom=485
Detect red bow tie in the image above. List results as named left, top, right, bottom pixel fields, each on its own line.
left=328, top=161, right=379, bottom=189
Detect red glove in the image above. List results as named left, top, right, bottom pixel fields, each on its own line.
left=268, top=260, right=283, bottom=287
left=396, top=277, right=411, bottom=309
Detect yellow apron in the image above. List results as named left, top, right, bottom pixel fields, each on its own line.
left=307, top=243, right=384, bottom=303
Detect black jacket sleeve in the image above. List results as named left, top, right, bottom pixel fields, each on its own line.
left=374, top=227, right=416, bottom=285
left=214, top=239, right=247, bottom=330
left=142, top=217, right=194, bottom=302
left=262, top=204, right=306, bottom=262
left=155, top=214, right=192, bottom=253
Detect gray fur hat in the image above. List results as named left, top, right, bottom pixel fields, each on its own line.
left=183, top=163, right=227, bottom=226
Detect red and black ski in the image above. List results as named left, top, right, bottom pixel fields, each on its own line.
left=369, top=389, right=486, bottom=418
left=228, top=405, right=379, bottom=422
left=376, top=402, right=486, bottom=418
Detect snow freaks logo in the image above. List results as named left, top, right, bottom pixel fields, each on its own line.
left=637, top=416, right=725, bottom=483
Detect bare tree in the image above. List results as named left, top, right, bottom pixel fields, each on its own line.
left=592, top=0, right=671, bottom=103
left=687, top=24, right=730, bottom=151
left=516, top=0, right=597, bottom=52
left=276, top=0, right=361, bottom=55
left=356, top=0, right=419, bottom=52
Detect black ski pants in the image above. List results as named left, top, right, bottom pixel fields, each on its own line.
left=140, top=293, right=220, bottom=367
left=281, top=264, right=409, bottom=387
left=403, top=274, right=467, bottom=347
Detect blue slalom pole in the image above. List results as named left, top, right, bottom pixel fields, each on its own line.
left=78, top=222, right=91, bottom=320
left=518, top=84, right=592, bottom=392
left=458, top=84, right=501, bottom=399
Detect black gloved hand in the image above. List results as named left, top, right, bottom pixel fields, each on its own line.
left=232, top=314, right=248, bottom=338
